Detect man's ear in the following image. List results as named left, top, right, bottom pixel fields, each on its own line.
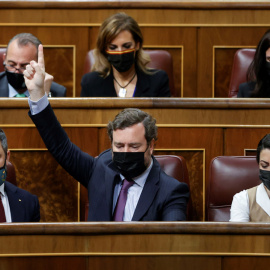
left=149, top=139, right=155, bottom=155
left=6, top=150, right=10, bottom=162
left=3, top=53, right=6, bottom=63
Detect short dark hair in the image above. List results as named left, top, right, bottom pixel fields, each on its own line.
left=256, top=133, right=270, bottom=163
left=7, top=33, right=42, bottom=59
left=107, top=108, right=157, bottom=144
left=0, top=129, right=8, bottom=159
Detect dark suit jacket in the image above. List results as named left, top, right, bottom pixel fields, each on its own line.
left=80, top=68, right=171, bottom=97
left=5, top=181, right=40, bottom=222
left=0, top=72, right=66, bottom=97
left=29, top=104, right=189, bottom=221
left=237, top=81, right=256, bottom=97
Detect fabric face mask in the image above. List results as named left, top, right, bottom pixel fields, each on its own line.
left=265, top=61, right=270, bottom=77
left=259, top=169, right=270, bottom=190
left=5, top=70, right=26, bottom=90
left=106, top=49, right=135, bottom=73
left=0, top=164, right=6, bottom=186
left=113, top=150, right=147, bottom=180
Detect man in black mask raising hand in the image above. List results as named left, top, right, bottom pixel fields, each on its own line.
left=24, top=45, right=189, bottom=221
left=0, top=33, right=66, bottom=98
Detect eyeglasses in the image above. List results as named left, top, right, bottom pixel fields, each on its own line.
left=3, top=63, right=28, bottom=73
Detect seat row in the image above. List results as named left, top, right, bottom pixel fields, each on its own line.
left=0, top=46, right=254, bottom=98
left=6, top=155, right=257, bottom=222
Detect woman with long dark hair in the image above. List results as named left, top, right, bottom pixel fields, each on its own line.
left=238, top=29, right=270, bottom=97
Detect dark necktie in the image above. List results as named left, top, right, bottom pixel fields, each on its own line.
left=0, top=196, right=6, bottom=222
left=113, top=179, right=134, bottom=221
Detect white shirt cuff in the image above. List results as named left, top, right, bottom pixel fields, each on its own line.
left=28, top=94, right=49, bottom=115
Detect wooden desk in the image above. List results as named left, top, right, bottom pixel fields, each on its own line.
left=0, top=222, right=270, bottom=270
left=1, top=98, right=268, bottom=222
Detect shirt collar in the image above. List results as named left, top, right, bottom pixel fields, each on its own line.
left=0, top=183, right=5, bottom=197
left=8, top=83, right=29, bottom=97
left=120, top=157, right=153, bottom=187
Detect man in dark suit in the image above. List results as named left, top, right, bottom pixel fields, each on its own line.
left=0, top=33, right=66, bottom=98
left=24, top=45, right=189, bottom=221
left=0, top=129, right=40, bottom=222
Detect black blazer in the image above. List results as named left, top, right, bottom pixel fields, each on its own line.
left=238, top=81, right=270, bottom=98
left=29, top=104, right=189, bottom=221
left=0, top=72, right=66, bottom=97
left=237, top=81, right=256, bottom=97
left=80, top=69, right=171, bottom=97
left=5, top=181, right=40, bottom=222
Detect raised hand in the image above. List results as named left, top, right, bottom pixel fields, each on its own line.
left=23, top=44, right=46, bottom=101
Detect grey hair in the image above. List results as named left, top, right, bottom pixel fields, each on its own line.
left=7, top=33, right=42, bottom=59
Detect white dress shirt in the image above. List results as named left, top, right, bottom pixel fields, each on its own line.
left=0, top=183, right=12, bottom=222
left=113, top=159, right=153, bottom=221
left=28, top=94, right=49, bottom=115
left=230, top=183, right=270, bottom=222
left=9, top=83, right=29, bottom=97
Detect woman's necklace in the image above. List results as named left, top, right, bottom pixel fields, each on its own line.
left=114, top=73, right=136, bottom=97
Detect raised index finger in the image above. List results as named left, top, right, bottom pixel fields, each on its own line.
left=38, top=44, right=45, bottom=70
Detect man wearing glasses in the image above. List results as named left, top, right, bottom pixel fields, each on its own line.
left=0, top=33, right=66, bottom=98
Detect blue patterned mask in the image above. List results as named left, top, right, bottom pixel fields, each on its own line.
left=0, top=165, right=6, bottom=186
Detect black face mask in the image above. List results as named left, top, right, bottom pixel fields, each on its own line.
left=5, top=70, right=26, bottom=90
left=113, top=147, right=148, bottom=180
left=107, top=49, right=135, bottom=73
left=259, top=169, right=270, bottom=190
left=266, top=61, right=270, bottom=77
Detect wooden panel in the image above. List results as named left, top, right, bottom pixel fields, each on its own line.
left=0, top=257, right=86, bottom=270
left=10, top=151, right=78, bottom=222
left=0, top=222, right=269, bottom=270
left=142, top=27, right=197, bottom=97
left=223, top=257, right=270, bottom=270
left=5, top=127, right=99, bottom=156
left=88, top=256, right=221, bottom=270
left=45, top=47, right=74, bottom=97
left=214, top=48, right=238, bottom=97
left=225, top=128, right=270, bottom=156
left=0, top=256, right=221, bottom=270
